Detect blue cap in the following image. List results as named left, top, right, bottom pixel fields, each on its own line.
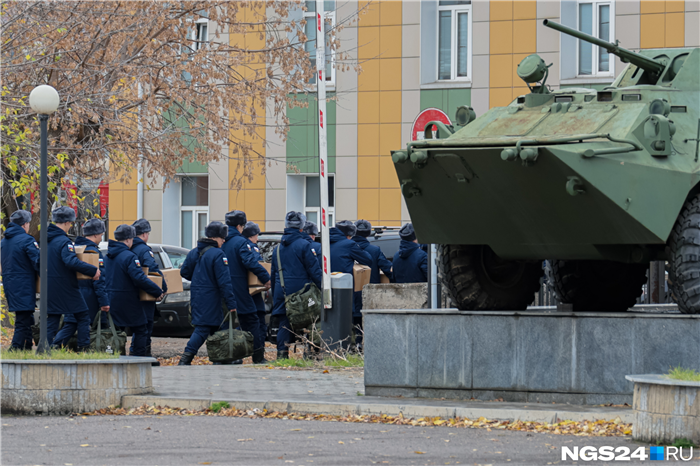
left=225, top=210, right=247, bottom=227
left=241, top=221, right=261, bottom=238
left=205, top=221, right=228, bottom=239
left=132, top=218, right=151, bottom=236
left=52, top=206, right=76, bottom=224
left=303, top=221, right=319, bottom=236
left=285, top=211, right=306, bottom=229
left=399, top=223, right=416, bottom=241
left=335, top=220, right=357, bottom=238
left=82, top=219, right=106, bottom=236
left=114, top=224, right=136, bottom=241
left=355, top=219, right=372, bottom=237
left=10, top=210, right=32, bottom=226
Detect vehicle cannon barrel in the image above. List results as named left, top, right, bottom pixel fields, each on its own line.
left=542, top=19, right=666, bottom=77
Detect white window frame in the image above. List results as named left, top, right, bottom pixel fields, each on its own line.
left=436, top=2, right=472, bottom=82
left=193, top=18, right=209, bottom=51
left=300, top=174, right=335, bottom=227
left=179, top=174, right=209, bottom=249
left=303, top=6, right=336, bottom=87
left=576, top=1, right=614, bottom=78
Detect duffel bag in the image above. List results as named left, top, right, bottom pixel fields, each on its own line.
left=90, top=312, right=127, bottom=355
left=206, top=312, right=254, bottom=363
left=276, top=247, right=321, bottom=330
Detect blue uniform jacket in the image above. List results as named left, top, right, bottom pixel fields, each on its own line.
left=131, top=237, right=167, bottom=320
left=105, top=240, right=162, bottom=327
left=180, top=239, right=238, bottom=326
left=73, top=236, right=109, bottom=323
left=352, top=236, right=394, bottom=316
left=329, top=228, right=372, bottom=274
left=306, top=236, right=323, bottom=269
left=270, top=228, right=323, bottom=316
left=0, top=222, right=40, bottom=312
left=246, top=238, right=266, bottom=312
left=221, top=230, right=270, bottom=315
left=46, top=224, right=97, bottom=315
left=392, top=240, right=428, bottom=283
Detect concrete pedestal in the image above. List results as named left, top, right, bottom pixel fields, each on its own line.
left=363, top=309, right=700, bottom=405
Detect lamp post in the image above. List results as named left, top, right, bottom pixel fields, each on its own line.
left=29, top=85, right=60, bottom=353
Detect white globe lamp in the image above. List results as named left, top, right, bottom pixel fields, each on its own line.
left=29, top=85, right=60, bottom=114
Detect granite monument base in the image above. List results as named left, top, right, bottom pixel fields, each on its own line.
left=363, top=309, right=700, bottom=405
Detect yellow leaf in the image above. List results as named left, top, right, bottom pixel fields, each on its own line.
left=26, top=54, right=31, bottom=60
left=80, top=444, right=89, bottom=447
left=338, top=441, right=344, bottom=444
left=415, top=451, right=425, bottom=454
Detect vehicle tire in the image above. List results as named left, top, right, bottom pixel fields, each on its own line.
left=668, top=194, right=700, bottom=314
left=544, top=260, right=647, bottom=312
left=438, top=245, right=542, bottom=310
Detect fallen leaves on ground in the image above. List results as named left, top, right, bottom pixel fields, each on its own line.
left=82, top=404, right=632, bottom=437
left=158, top=356, right=212, bottom=366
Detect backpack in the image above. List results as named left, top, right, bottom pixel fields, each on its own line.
left=206, top=311, right=254, bottom=363
left=276, top=246, right=322, bottom=330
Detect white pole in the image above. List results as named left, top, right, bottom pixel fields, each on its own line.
left=430, top=244, right=438, bottom=308
left=316, top=0, right=332, bottom=308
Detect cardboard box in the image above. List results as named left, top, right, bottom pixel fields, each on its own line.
left=249, top=286, right=267, bottom=296
left=76, top=248, right=100, bottom=280
left=139, top=273, right=163, bottom=302
left=353, top=264, right=371, bottom=292
left=161, top=268, right=184, bottom=294
left=248, top=262, right=272, bottom=286
left=380, top=271, right=390, bottom=284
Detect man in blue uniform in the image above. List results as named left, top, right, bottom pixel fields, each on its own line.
left=46, top=206, right=101, bottom=349
left=54, top=219, right=109, bottom=346
left=104, top=224, right=163, bottom=356
left=222, top=211, right=270, bottom=364
left=270, top=212, right=323, bottom=359
left=303, top=221, right=322, bottom=269
left=178, top=222, right=238, bottom=366
left=392, top=223, right=428, bottom=284
left=242, top=221, right=268, bottom=364
left=1, top=210, right=40, bottom=350
left=352, top=220, right=393, bottom=347
left=329, top=220, right=372, bottom=277
left=130, top=218, right=167, bottom=362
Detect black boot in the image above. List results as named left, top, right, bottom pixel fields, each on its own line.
left=252, top=347, right=266, bottom=364
left=277, top=350, right=289, bottom=360
left=178, top=352, right=195, bottom=366
left=76, top=346, right=91, bottom=353
left=146, top=345, right=160, bottom=366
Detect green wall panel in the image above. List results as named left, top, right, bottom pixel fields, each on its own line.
left=419, top=89, right=471, bottom=123
left=286, top=93, right=336, bottom=174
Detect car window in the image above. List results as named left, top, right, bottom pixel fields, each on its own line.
left=153, top=253, right=165, bottom=270
left=163, top=248, right=188, bottom=269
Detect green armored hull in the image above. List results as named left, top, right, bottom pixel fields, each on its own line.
left=392, top=21, right=700, bottom=313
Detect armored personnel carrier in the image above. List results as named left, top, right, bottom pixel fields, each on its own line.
left=392, top=20, right=700, bottom=313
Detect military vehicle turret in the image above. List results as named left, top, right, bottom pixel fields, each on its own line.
left=392, top=20, right=700, bottom=313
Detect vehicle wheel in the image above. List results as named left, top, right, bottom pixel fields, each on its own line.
left=668, top=194, right=700, bottom=314
left=438, top=245, right=542, bottom=310
left=544, top=260, right=647, bottom=312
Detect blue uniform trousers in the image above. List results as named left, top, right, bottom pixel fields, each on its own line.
left=128, top=324, right=149, bottom=356
left=257, top=310, right=267, bottom=345
left=132, top=319, right=154, bottom=355
left=11, top=311, right=34, bottom=350
left=276, top=316, right=293, bottom=353
left=238, top=312, right=264, bottom=351
left=49, top=312, right=90, bottom=348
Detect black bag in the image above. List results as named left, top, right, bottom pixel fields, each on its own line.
left=206, top=312, right=254, bottom=363
left=276, top=246, right=322, bottom=330
left=90, top=312, right=127, bottom=355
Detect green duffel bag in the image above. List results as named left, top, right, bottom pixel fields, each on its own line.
left=90, top=313, right=127, bottom=355
left=276, top=247, right=322, bottom=330
left=206, top=312, right=254, bottom=363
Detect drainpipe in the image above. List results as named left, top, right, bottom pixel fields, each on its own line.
left=137, top=82, right=144, bottom=219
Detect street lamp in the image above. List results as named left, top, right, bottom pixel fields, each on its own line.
left=29, top=85, right=60, bottom=353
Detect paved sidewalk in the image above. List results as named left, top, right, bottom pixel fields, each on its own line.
left=122, top=366, right=634, bottom=424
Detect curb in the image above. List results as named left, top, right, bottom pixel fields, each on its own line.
left=121, top=395, right=635, bottom=424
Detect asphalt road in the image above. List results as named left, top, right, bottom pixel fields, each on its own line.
left=1, top=415, right=657, bottom=466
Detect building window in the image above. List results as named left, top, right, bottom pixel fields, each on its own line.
left=180, top=176, right=209, bottom=249
left=193, top=18, right=208, bottom=51
left=437, top=1, right=471, bottom=81
left=304, top=175, right=335, bottom=226
left=577, top=1, right=612, bottom=76
left=304, top=0, right=335, bottom=85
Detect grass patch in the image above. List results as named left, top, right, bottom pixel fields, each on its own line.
left=666, top=366, right=700, bottom=382
left=323, top=354, right=364, bottom=368
left=210, top=401, right=231, bottom=413
left=672, top=438, right=697, bottom=448
left=0, top=348, right=119, bottom=360
left=265, top=354, right=364, bottom=369
left=267, top=358, right=315, bottom=368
